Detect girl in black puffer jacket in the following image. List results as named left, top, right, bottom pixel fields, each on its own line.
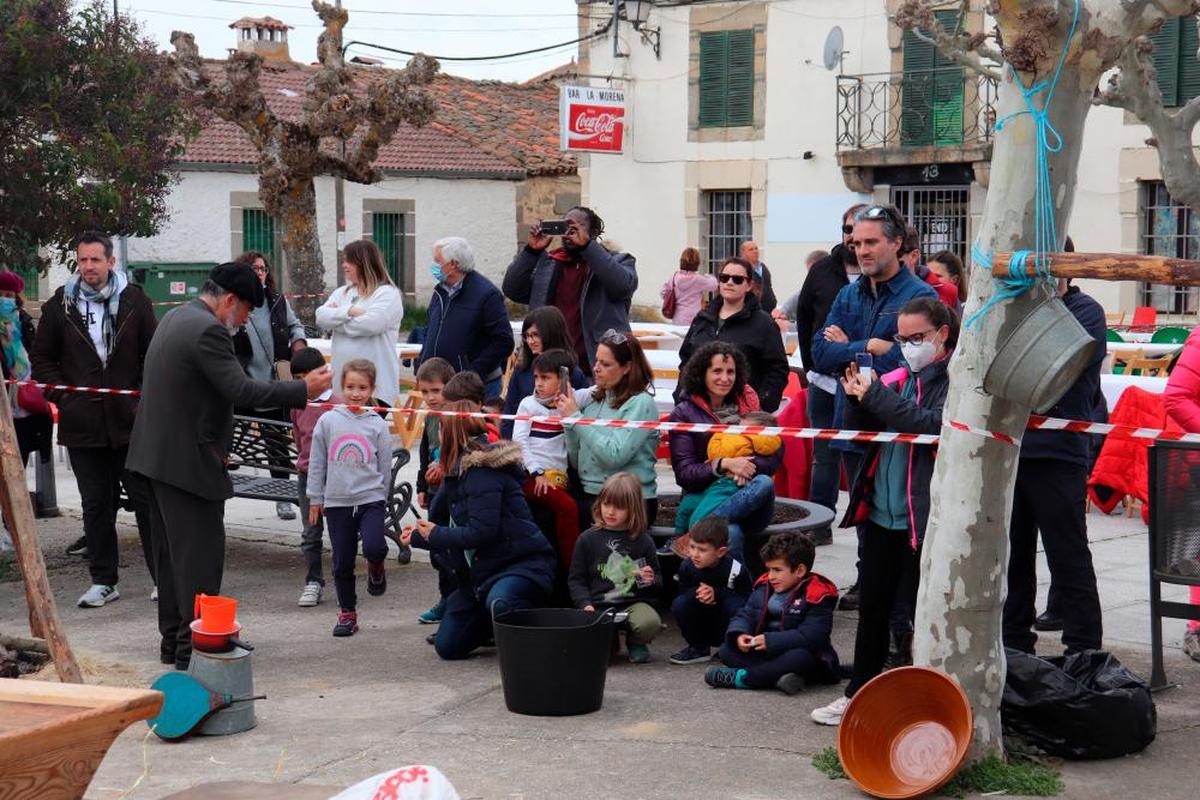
left=404, top=400, right=556, bottom=660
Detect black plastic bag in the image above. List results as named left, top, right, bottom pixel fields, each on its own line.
left=1002, top=648, right=1156, bottom=759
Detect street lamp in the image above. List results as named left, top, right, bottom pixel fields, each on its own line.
left=621, top=0, right=660, bottom=59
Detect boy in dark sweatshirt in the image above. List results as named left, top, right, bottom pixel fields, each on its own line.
left=669, top=517, right=752, bottom=665
left=705, top=532, right=840, bottom=694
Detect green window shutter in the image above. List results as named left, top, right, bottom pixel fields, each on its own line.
left=372, top=212, right=403, bottom=287
left=1150, top=18, right=1181, bottom=107
left=726, top=29, right=755, bottom=126
left=242, top=209, right=280, bottom=285
left=903, top=10, right=964, bottom=146
left=699, top=31, right=730, bottom=127
left=1179, top=16, right=1200, bottom=104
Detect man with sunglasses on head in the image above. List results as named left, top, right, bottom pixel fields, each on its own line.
left=794, top=203, right=868, bottom=547
left=503, top=206, right=637, bottom=377
left=810, top=204, right=936, bottom=609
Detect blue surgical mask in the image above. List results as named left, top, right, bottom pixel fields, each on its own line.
left=430, top=262, right=446, bottom=283
left=0, top=297, right=16, bottom=315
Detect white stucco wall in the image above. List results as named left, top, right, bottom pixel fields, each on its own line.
left=45, top=169, right=518, bottom=305
left=579, top=0, right=1182, bottom=316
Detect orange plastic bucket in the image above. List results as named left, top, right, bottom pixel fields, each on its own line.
left=193, top=594, right=237, bottom=633
left=838, top=666, right=973, bottom=799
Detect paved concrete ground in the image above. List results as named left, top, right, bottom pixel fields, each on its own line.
left=2, top=451, right=1198, bottom=799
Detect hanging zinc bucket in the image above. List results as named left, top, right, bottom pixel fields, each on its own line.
left=983, top=294, right=1096, bottom=413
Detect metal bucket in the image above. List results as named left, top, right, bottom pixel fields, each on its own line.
left=983, top=294, right=1096, bottom=413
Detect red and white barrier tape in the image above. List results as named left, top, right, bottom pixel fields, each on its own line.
left=13, top=379, right=1200, bottom=447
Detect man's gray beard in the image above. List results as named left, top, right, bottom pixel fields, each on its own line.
left=219, top=311, right=240, bottom=335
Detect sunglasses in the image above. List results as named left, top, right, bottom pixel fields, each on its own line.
left=718, top=273, right=748, bottom=285
left=859, top=205, right=903, bottom=226
left=842, top=224, right=854, bottom=234
left=600, top=328, right=629, bottom=345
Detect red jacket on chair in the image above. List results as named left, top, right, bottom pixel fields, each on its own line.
left=1088, top=386, right=1178, bottom=521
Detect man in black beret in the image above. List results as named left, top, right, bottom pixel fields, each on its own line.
left=128, top=262, right=332, bottom=670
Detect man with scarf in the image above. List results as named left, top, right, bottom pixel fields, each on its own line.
left=502, top=206, right=637, bottom=376
left=32, top=231, right=158, bottom=609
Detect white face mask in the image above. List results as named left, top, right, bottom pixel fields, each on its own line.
left=901, top=340, right=938, bottom=372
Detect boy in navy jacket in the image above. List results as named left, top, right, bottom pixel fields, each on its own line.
left=705, top=532, right=840, bottom=694
left=669, top=518, right=753, bottom=665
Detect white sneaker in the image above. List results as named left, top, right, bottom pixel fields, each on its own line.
left=298, top=581, right=323, bottom=607
left=150, top=585, right=158, bottom=602
left=810, top=695, right=850, bottom=726
left=78, top=584, right=120, bottom=608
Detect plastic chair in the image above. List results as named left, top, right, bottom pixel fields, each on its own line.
left=1150, top=326, right=1190, bottom=344
left=1107, top=328, right=1126, bottom=343
left=1129, top=306, right=1158, bottom=332
left=1124, top=353, right=1174, bottom=377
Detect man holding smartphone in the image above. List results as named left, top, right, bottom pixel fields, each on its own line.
left=502, top=206, right=637, bottom=376
left=810, top=204, right=936, bottom=609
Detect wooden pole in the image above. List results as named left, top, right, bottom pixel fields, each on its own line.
left=0, top=394, right=82, bottom=683
left=992, top=251, right=1200, bottom=285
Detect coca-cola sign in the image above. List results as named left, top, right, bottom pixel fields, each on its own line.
left=560, top=85, right=625, bottom=153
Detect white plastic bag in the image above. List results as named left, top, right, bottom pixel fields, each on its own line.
left=328, top=765, right=460, bottom=800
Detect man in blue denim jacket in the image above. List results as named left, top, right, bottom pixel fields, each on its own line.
left=810, top=204, right=936, bottom=607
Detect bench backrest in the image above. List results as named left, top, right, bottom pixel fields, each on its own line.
left=229, top=415, right=301, bottom=476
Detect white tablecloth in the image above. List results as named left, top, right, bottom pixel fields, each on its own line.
left=1100, top=373, right=1166, bottom=409
left=307, top=338, right=422, bottom=361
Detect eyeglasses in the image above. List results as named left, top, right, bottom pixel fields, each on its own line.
left=893, top=328, right=938, bottom=346
left=523, top=329, right=541, bottom=340
left=252, top=265, right=268, bottom=274
left=718, top=273, right=748, bottom=285
left=842, top=224, right=854, bottom=234
left=600, top=328, right=629, bottom=345
left=860, top=205, right=902, bottom=226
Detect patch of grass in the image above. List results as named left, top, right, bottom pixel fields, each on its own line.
left=401, top=302, right=427, bottom=332
left=812, top=746, right=847, bottom=780
left=939, top=755, right=1064, bottom=798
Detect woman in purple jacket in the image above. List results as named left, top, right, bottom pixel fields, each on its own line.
left=664, top=341, right=783, bottom=562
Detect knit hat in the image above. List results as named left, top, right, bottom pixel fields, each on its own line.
left=209, top=262, right=264, bottom=308
left=0, top=271, right=25, bottom=295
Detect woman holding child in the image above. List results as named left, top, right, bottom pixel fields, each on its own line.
left=501, top=306, right=590, bottom=439
left=403, top=400, right=557, bottom=660
left=810, top=297, right=954, bottom=727
left=667, top=341, right=783, bottom=562
left=556, top=329, right=660, bottom=525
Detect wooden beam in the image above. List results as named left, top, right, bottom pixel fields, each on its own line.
left=0, top=397, right=82, bottom=683
left=992, top=251, right=1200, bottom=285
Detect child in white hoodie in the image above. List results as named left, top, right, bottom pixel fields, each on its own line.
left=307, top=358, right=393, bottom=637
left=512, top=349, right=581, bottom=569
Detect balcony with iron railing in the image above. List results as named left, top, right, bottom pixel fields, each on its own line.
left=835, top=67, right=999, bottom=179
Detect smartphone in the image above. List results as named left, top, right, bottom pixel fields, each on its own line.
left=559, top=365, right=571, bottom=392
left=855, top=352, right=874, bottom=380
left=540, top=219, right=570, bottom=236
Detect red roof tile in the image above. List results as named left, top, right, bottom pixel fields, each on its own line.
left=180, top=59, right=575, bottom=178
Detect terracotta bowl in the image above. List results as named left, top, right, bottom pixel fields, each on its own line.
left=838, top=666, right=973, bottom=799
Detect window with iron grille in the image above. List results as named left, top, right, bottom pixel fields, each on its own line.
left=241, top=208, right=282, bottom=286
left=704, top=190, right=752, bottom=273
left=698, top=30, right=755, bottom=128
left=890, top=186, right=970, bottom=263
left=371, top=212, right=412, bottom=295
left=1140, top=181, right=1200, bottom=314
left=1148, top=16, right=1200, bottom=108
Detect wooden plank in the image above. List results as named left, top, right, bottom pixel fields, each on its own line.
left=0, top=396, right=81, bottom=683
left=993, top=251, right=1200, bottom=285
left=0, top=701, right=84, bottom=734
left=0, top=678, right=161, bottom=708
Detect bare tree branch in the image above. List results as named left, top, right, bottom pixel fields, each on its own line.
left=894, top=1, right=1002, bottom=81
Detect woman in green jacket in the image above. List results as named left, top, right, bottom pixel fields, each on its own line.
left=557, top=329, right=660, bottom=525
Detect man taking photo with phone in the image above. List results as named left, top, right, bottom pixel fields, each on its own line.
left=502, top=206, right=637, bottom=377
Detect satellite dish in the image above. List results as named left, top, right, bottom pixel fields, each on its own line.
left=823, top=26, right=845, bottom=71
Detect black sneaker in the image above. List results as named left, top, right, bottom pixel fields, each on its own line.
left=333, top=611, right=359, bottom=637
left=396, top=544, right=412, bottom=565
left=66, top=535, right=88, bottom=558
left=704, top=665, right=742, bottom=689
left=425, top=632, right=437, bottom=645
left=838, top=584, right=860, bottom=611
left=1033, top=610, right=1063, bottom=632
left=669, top=645, right=712, bottom=665
left=366, top=562, right=387, bottom=596
left=656, top=538, right=677, bottom=557
left=775, top=673, right=807, bottom=695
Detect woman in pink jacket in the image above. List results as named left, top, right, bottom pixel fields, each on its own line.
left=661, top=247, right=718, bottom=327
left=1163, top=325, right=1200, bottom=662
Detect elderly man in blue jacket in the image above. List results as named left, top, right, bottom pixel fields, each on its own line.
left=419, top=237, right=516, bottom=397
left=811, top=204, right=936, bottom=608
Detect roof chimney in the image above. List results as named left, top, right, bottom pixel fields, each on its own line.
left=230, top=16, right=293, bottom=63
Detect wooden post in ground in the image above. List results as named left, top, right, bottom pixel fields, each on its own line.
left=0, top=392, right=81, bottom=683
left=993, top=251, right=1200, bottom=286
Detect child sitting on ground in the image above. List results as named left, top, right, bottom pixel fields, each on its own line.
left=568, top=472, right=662, bottom=663
left=290, top=347, right=340, bottom=609
left=512, top=349, right=582, bottom=567
left=307, top=358, right=394, bottom=638
left=413, top=357, right=455, bottom=625
left=668, top=517, right=753, bottom=665
left=673, top=411, right=782, bottom=549
left=705, top=532, right=840, bottom=694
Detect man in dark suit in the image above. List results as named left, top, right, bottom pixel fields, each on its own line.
left=128, top=263, right=332, bottom=669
